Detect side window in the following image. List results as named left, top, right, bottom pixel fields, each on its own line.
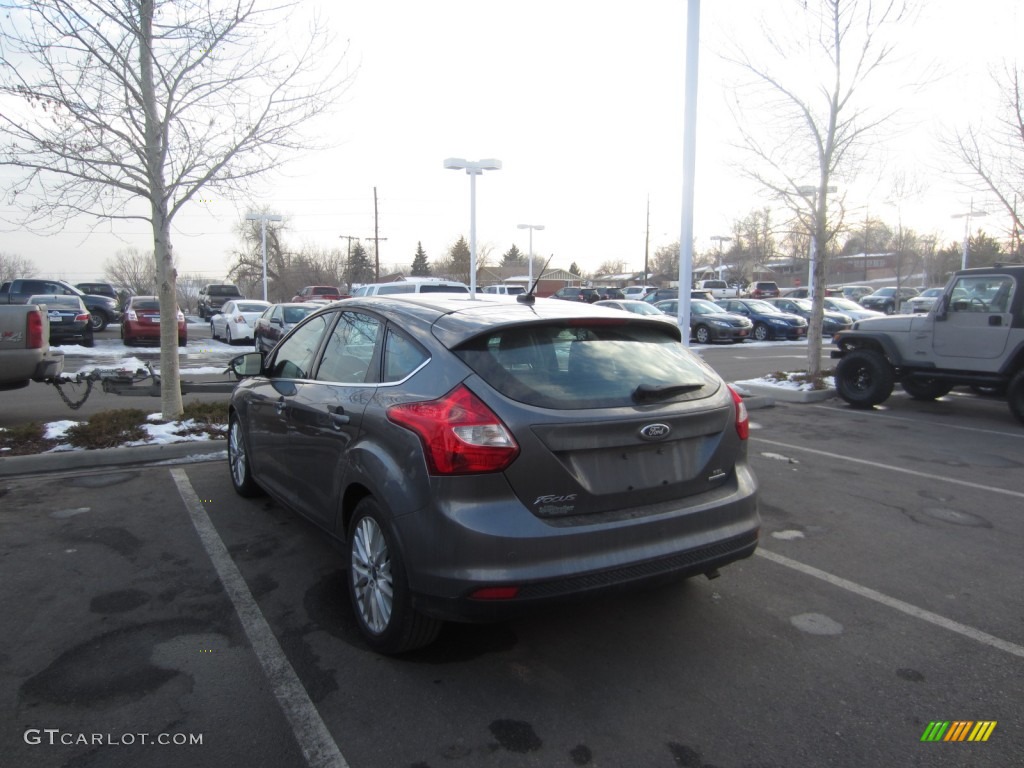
left=316, top=311, right=381, bottom=384
left=949, top=276, right=1014, bottom=313
left=269, top=314, right=330, bottom=379
left=383, top=329, right=428, bottom=382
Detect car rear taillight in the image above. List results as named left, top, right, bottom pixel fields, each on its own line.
left=126, top=309, right=138, bottom=321
left=27, top=310, right=44, bottom=349
left=728, top=385, right=749, bottom=440
left=387, top=384, right=520, bottom=474
left=75, top=312, right=90, bottom=322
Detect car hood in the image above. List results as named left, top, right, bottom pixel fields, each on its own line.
left=853, top=314, right=918, bottom=332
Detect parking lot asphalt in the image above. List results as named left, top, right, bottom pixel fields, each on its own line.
left=2, top=387, right=1022, bottom=768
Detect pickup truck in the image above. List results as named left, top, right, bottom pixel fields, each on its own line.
left=0, top=304, right=64, bottom=391
left=695, top=279, right=740, bottom=300
left=0, top=278, right=122, bottom=331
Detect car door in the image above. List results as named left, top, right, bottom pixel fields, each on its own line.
left=279, top=309, right=383, bottom=530
left=244, top=313, right=333, bottom=502
left=932, top=275, right=1016, bottom=361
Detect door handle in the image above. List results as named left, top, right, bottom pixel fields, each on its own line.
left=329, top=405, right=350, bottom=427
left=276, top=398, right=286, bottom=414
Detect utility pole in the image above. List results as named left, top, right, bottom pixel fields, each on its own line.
left=644, top=195, right=650, bottom=287
left=373, top=187, right=381, bottom=282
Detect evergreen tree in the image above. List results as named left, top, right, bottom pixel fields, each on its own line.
left=448, top=236, right=472, bottom=283
left=345, top=242, right=375, bottom=287
left=569, top=261, right=581, bottom=277
left=410, top=242, right=431, bottom=276
left=502, top=244, right=525, bottom=267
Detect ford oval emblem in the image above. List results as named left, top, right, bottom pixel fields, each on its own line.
left=639, top=423, right=671, bottom=441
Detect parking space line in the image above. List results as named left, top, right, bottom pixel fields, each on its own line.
left=170, top=468, right=349, bottom=768
left=756, top=549, right=1024, bottom=659
left=752, top=438, right=1024, bottom=499
left=806, top=403, right=1024, bottom=439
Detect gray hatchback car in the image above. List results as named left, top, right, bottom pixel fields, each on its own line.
left=227, top=294, right=760, bottom=653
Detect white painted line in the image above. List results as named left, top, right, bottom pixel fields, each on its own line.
left=756, top=548, right=1024, bottom=659
left=752, top=437, right=1024, bottom=500
left=807, top=403, right=1024, bottom=440
left=171, top=468, right=349, bottom=768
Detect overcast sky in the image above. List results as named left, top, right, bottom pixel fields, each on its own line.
left=2, top=0, right=1021, bottom=284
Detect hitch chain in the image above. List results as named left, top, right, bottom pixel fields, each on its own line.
left=50, top=366, right=156, bottom=411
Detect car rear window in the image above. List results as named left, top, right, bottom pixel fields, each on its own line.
left=210, top=285, right=241, bottom=296
left=419, top=284, right=469, bottom=293
left=454, top=321, right=715, bottom=409
left=132, top=299, right=160, bottom=310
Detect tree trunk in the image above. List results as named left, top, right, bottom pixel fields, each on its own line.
left=140, top=0, right=183, bottom=419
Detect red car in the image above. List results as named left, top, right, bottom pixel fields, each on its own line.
left=121, top=295, right=187, bottom=347
left=291, top=285, right=348, bottom=302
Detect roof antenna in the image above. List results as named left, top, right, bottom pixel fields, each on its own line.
left=517, top=255, right=553, bottom=305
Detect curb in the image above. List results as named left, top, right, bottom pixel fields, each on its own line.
left=0, top=439, right=227, bottom=478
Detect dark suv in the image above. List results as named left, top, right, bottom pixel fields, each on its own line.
left=550, top=286, right=599, bottom=302
left=198, top=283, right=244, bottom=319
left=226, top=295, right=760, bottom=653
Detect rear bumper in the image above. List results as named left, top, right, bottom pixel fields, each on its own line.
left=398, top=463, right=760, bottom=623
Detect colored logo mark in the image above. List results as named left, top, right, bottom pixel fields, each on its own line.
left=921, top=721, right=997, bottom=742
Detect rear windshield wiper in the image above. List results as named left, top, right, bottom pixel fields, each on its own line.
left=632, top=381, right=704, bottom=402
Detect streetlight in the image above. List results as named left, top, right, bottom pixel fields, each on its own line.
left=444, top=157, right=502, bottom=296
left=952, top=201, right=989, bottom=270
left=710, top=235, right=731, bottom=281
left=797, top=184, right=836, bottom=300
left=245, top=211, right=283, bottom=301
left=517, top=224, right=544, bottom=287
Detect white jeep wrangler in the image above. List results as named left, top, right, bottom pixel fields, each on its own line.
left=831, top=265, right=1024, bottom=424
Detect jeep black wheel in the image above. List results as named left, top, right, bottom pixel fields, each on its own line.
left=835, top=349, right=895, bottom=408
left=901, top=378, right=953, bottom=401
left=1008, top=371, right=1024, bottom=425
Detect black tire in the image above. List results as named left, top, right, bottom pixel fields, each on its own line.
left=347, top=497, right=441, bottom=654
left=693, top=325, right=712, bottom=344
left=1008, top=371, right=1024, bottom=425
left=901, top=378, right=953, bottom=401
left=178, top=335, right=187, bottom=347
left=210, top=321, right=218, bottom=340
left=89, top=310, right=109, bottom=331
left=226, top=325, right=234, bottom=345
left=835, top=349, right=895, bottom=408
left=81, top=327, right=95, bottom=348
left=752, top=323, right=771, bottom=341
left=228, top=415, right=264, bottom=498
left=884, top=303, right=895, bottom=315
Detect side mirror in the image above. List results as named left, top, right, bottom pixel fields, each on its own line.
left=271, top=317, right=284, bottom=326
left=229, top=352, right=263, bottom=378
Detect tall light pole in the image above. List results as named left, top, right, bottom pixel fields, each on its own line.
left=952, top=200, right=989, bottom=270
left=245, top=211, right=283, bottom=301
left=444, top=158, right=502, bottom=296
left=710, top=235, right=731, bottom=281
left=517, top=224, right=544, bottom=287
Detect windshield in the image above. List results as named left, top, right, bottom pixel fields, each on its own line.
left=745, top=300, right=779, bottom=313
left=621, top=302, right=663, bottom=316
left=691, top=300, right=721, bottom=315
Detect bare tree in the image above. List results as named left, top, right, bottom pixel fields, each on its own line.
left=725, top=0, right=913, bottom=377
left=0, top=0, right=350, bottom=417
left=104, top=247, right=158, bottom=296
left=949, top=63, right=1024, bottom=255
left=0, top=252, right=36, bottom=283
